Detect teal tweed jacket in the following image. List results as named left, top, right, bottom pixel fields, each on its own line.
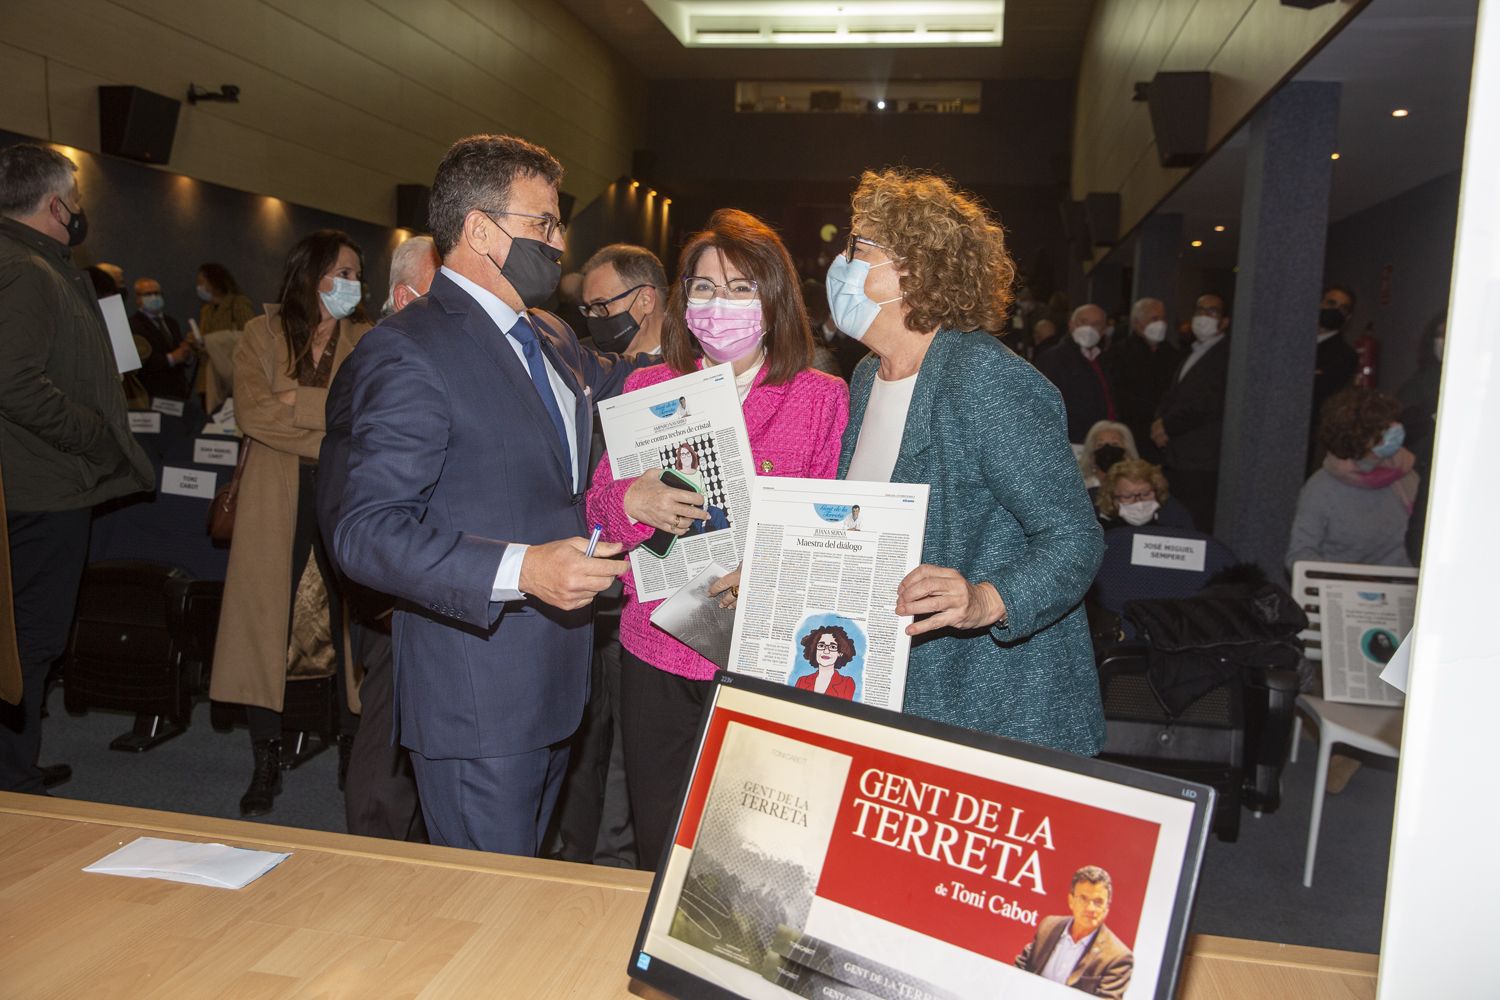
left=840, top=329, right=1106, bottom=756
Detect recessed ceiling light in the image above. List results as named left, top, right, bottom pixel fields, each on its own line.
left=1391, top=108, right=1410, bottom=118
left=647, top=1, right=1007, bottom=48
left=876, top=99, right=886, bottom=110
left=1190, top=240, right=1204, bottom=248
left=1213, top=225, right=1226, bottom=233
left=1331, top=152, right=1341, bottom=160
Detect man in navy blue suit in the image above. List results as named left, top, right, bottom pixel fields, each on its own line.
left=332, top=134, right=644, bottom=856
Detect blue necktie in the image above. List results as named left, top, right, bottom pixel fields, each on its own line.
left=509, top=314, right=571, bottom=470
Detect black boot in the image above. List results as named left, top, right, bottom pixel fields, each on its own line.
left=239, top=739, right=283, bottom=817
left=337, top=734, right=354, bottom=792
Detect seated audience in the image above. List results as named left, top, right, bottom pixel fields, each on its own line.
left=1095, top=459, right=1195, bottom=530
left=1286, top=387, right=1416, bottom=572
left=1078, top=419, right=1138, bottom=491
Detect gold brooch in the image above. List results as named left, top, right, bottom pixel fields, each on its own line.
left=761, top=459, right=774, bottom=473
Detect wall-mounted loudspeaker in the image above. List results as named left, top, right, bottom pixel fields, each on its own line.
left=1084, top=193, right=1121, bottom=247
left=98, top=86, right=180, bottom=165
left=396, top=184, right=430, bottom=232
left=1137, top=72, right=1212, bottom=168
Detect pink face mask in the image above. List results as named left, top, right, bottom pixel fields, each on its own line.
left=685, top=299, right=765, bottom=363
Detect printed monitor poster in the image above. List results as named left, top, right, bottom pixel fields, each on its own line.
left=636, top=686, right=1207, bottom=1000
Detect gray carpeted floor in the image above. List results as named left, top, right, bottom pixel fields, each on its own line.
left=37, top=695, right=1391, bottom=955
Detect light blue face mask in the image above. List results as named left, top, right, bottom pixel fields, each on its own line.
left=825, top=255, right=900, bottom=341
left=1371, top=423, right=1405, bottom=459
left=319, top=276, right=362, bottom=320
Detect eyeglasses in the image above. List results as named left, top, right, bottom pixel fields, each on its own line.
left=1113, top=489, right=1156, bottom=504
left=684, top=276, right=759, bottom=304
left=814, top=641, right=841, bottom=652
left=845, top=232, right=896, bottom=262
left=483, top=209, right=566, bottom=243
left=579, top=283, right=650, bottom=319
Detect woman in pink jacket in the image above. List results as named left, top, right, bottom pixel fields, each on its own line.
left=587, top=209, right=849, bottom=869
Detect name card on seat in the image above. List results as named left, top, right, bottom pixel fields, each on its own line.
left=161, top=466, right=215, bottom=499
left=193, top=438, right=239, bottom=466
left=1131, top=533, right=1207, bottom=572
left=128, top=412, right=161, bottom=434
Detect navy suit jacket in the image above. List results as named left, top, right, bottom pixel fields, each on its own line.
left=331, top=272, right=638, bottom=759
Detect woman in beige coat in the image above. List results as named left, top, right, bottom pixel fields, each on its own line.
left=209, top=230, right=371, bottom=816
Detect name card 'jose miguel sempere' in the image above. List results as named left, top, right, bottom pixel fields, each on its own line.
left=1130, top=533, right=1207, bottom=573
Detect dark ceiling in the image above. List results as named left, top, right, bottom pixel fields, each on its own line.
left=552, top=0, right=1098, bottom=80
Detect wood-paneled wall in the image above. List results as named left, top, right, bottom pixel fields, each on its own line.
left=1071, top=0, right=1364, bottom=261
left=0, top=0, right=645, bottom=225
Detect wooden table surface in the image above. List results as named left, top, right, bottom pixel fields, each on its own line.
left=0, top=793, right=1378, bottom=999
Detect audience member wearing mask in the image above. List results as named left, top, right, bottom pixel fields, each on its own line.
left=128, top=277, right=192, bottom=400
left=586, top=209, right=848, bottom=870
left=210, top=230, right=372, bottom=817
left=1094, top=459, right=1195, bottom=531
left=1398, top=312, right=1446, bottom=563
left=828, top=167, right=1105, bottom=758
left=1035, top=303, right=1117, bottom=444
left=1308, top=284, right=1360, bottom=472
left=195, top=262, right=257, bottom=413
left=1152, top=293, right=1231, bottom=532
left=578, top=243, right=668, bottom=357
left=1078, top=419, right=1138, bottom=492
left=317, top=233, right=438, bottom=842
left=1286, top=387, right=1416, bottom=572
left=0, top=143, right=153, bottom=793
left=1106, top=297, right=1181, bottom=463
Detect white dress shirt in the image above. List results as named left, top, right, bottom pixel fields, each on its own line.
left=440, top=266, right=578, bottom=602
left=1040, top=920, right=1098, bottom=984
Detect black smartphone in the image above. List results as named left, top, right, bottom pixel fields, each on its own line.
left=640, top=468, right=703, bottom=559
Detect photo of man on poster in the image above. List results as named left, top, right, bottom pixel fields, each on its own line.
left=1015, top=865, right=1134, bottom=998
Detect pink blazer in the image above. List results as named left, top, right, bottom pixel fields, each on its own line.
left=587, top=362, right=849, bottom=680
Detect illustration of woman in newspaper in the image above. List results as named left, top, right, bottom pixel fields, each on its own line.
left=792, top=619, right=863, bottom=700
left=674, top=441, right=730, bottom=535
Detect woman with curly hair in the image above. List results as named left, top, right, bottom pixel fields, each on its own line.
left=1094, top=458, right=1195, bottom=531
left=826, top=168, right=1105, bottom=756
left=1285, top=386, right=1416, bottom=571
left=793, top=625, right=858, bottom=700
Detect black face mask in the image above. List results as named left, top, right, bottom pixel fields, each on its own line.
left=482, top=217, right=562, bottom=309
left=586, top=309, right=639, bottom=354
left=55, top=197, right=88, bottom=247
left=1093, top=443, right=1126, bottom=473
left=1319, top=307, right=1346, bottom=333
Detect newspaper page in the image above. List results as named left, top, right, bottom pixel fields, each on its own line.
left=728, top=478, right=928, bottom=712
left=1319, top=577, right=1416, bottom=707
left=598, top=365, right=755, bottom=603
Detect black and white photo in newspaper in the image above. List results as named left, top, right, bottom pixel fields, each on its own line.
left=728, top=477, right=929, bottom=711
left=597, top=365, right=756, bottom=603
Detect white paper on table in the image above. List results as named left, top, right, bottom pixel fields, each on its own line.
left=161, top=465, right=216, bottom=499
left=1379, top=630, right=1413, bottom=694
left=84, top=836, right=289, bottom=889
left=650, top=561, right=737, bottom=668
left=99, top=294, right=141, bottom=374
left=597, top=365, right=755, bottom=603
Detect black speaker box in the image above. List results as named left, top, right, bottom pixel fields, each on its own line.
left=1084, top=192, right=1121, bottom=247
left=1145, top=71, right=1212, bottom=168
left=98, top=86, right=180, bottom=165
left=396, top=184, right=430, bottom=232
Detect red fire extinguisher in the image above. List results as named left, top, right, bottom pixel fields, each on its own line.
left=1354, top=323, right=1379, bottom=387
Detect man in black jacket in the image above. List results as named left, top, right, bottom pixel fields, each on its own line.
left=1152, top=293, right=1230, bottom=532
left=128, top=277, right=192, bottom=400
left=1309, top=284, right=1359, bottom=471
left=1037, top=303, right=1116, bottom=444
left=1107, top=297, right=1181, bottom=463
left=0, top=143, right=153, bottom=792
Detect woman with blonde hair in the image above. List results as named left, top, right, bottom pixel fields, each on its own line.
left=826, top=169, right=1104, bottom=755
left=1094, top=458, right=1195, bottom=530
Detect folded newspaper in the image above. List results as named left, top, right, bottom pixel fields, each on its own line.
left=728, top=477, right=929, bottom=711
left=597, top=365, right=755, bottom=604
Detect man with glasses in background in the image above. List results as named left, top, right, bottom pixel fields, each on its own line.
left=331, top=134, right=649, bottom=857
left=578, top=244, right=668, bottom=357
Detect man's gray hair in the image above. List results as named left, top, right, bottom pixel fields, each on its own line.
left=1070, top=303, right=1104, bottom=326
left=427, top=134, right=563, bottom=257
left=0, top=143, right=77, bottom=218
left=1131, top=297, right=1163, bottom=326
left=382, top=235, right=439, bottom=315
left=1071, top=865, right=1113, bottom=901
left=581, top=243, right=667, bottom=291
